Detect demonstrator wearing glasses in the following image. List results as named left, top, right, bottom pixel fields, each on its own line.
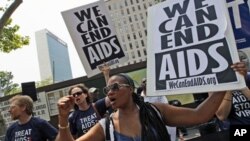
left=66, top=83, right=111, bottom=138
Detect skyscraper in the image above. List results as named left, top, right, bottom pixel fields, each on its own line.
left=35, top=29, right=73, bottom=83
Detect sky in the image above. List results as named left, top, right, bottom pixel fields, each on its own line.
left=0, top=0, right=98, bottom=85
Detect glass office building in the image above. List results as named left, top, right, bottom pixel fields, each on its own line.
left=35, top=29, right=73, bottom=83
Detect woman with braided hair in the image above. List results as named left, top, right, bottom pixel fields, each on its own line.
left=56, top=62, right=246, bottom=141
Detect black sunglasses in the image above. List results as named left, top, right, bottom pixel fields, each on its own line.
left=71, top=91, right=83, bottom=97
left=103, top=83, right=130, bottom=95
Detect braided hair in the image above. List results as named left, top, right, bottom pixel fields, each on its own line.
left=117, top=74, right=170, bottom=141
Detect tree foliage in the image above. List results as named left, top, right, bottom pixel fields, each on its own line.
left=0, top=0, right=23, bottom=32
left=0, top=19, right=29, bottom=52
left=0, top=71, right=19, bottom=96
left=0, top=0, right=29, bottom=53
left=36, top=77, right=53, bottom=88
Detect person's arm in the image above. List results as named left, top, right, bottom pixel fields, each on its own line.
left=93, top=97, right=111, bottom=117
left=215, top=91, right=232, bottom=121
left=76, top=123, right=105, bottom=141
left=56, top=96, right=75, bottom=141
left=100, top=63, right=110, bottom=85
left=231, top=61, right=250, bottom=100
left=241, top=87, right=250, bottom=100
left=155, top=91, right=225, bottom=127
left=216, top=61, right=249, bottom=120
left=156, top=61, right=246, bottom=127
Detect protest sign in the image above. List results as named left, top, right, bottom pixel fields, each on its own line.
left=147, top=0, right=246, bottom=96
left=227, top=0, right=250, bottom=70
left=62, top=0, right=128, bottom=77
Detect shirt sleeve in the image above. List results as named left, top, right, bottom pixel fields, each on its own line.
left=94, top=98, right=108, bottom=117
left=4, top=128, right=11, bottom=141
left=40, top=120, right=58, bottom=141
left=68, top=112, right=77, bottom=135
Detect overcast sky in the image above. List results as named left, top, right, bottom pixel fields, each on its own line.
left=0, top=0, right=97, bottom=85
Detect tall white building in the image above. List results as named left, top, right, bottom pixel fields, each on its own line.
left=105, top=0, right=163, bottom=66
left=35, top=29, right=73, bottom=83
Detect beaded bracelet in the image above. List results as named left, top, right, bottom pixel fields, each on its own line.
left=58, top=123, right=69, bottom=129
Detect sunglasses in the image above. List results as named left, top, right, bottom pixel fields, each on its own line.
left=103, top=83, right=130, bottom=95
left=71, top=91, right=83, bottom=97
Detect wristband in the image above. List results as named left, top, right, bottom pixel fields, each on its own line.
left=58, top=123, right=69, bottom=129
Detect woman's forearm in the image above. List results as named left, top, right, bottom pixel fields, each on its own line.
left=216, top=91, right=232, bottom=121
left=55, top=116, right=74, bottom=141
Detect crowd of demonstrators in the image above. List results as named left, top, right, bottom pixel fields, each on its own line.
left=215, top=61, right=250, bottom=131
left=55, top=61, right=245, bottom=141
left=5, top=95, right=58, bottom=141
left=138, top=78, right=176, bottom=141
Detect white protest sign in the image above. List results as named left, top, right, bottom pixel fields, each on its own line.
left=33, top=92, right=50, bottom=121
left=227, top=0, right=250, bottom=70
left=62, top=0, right=128, bottom=77
left=147, top=0, right=246, bottom=96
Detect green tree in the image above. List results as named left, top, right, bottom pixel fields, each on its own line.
left=0, top=71, right=19, bottom=96
left=0, top=0, right=23, bottom=32
left=36, top=77, right=53, bottom=88
left=0, top=0, right=29, bottom=53
left=0, top=0, right=29, bottom=95
left=0, top=112, right=7, bottom=137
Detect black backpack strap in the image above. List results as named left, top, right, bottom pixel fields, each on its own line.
left=92, top=103, right=101, bottom=119
left=105, top=116, right=110, bottom=141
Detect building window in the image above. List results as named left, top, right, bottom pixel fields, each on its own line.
left=142, top=21, right=146, bottom=28
left=138, top=50, right=141, bottom=57
left=125, top=0, right=128, bottom=6
left=132, top=6, right=136, bottom=12
left=137, top=23, right=141, bottom=29
left=127, top=8, right=130, bottom=14
left=144, top=3, right=147, bottom=10
left=133, top=33, right=136, bottom=39
left=141, top=40, right=145, bottom=46
left=131, top=24, right=135, bottom=32
left=130, top=0, right=134, bottom=5
left=132, top=52, right=135, bottom=59
left=140, top=13, right=143, bottom=20
left=134, top=14, right=138, bottom=21
left=129, top=43, right=133, bottom=49
left=143, top=48, right=147, bottom=55
left=138, top=31, right=142, bottom=38
left=127, top=34, right=131, bottom=41
left=129, top=16, right=132, bottom=23
left=138, top=5, right=141, bottom=10
left=135, top=41, right=139, bottom=48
